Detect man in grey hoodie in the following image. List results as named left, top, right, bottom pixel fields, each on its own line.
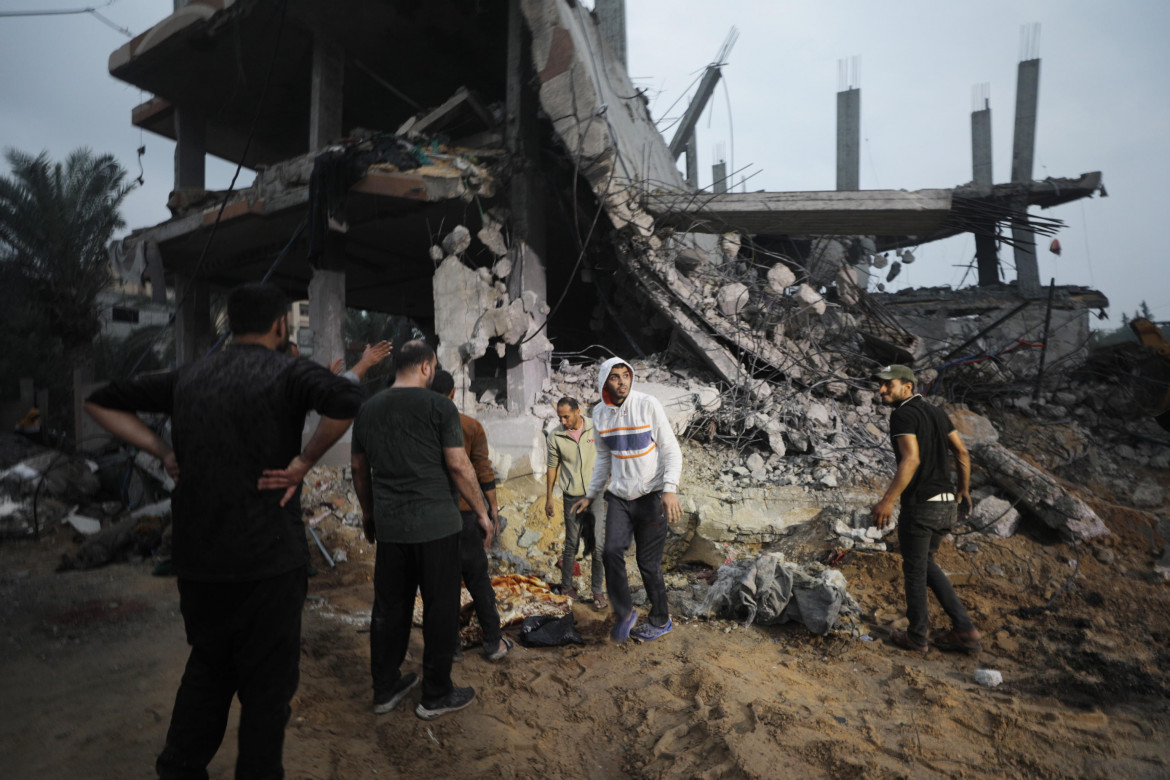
left=571, top=358, right=683, bottom=643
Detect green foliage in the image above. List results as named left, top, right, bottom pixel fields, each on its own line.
left=0, top=148, right=135, bottom=352
left=0, top=147, right=135, bottom=435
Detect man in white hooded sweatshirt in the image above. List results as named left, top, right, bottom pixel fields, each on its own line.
left=571, top=358, right=683, bottom=643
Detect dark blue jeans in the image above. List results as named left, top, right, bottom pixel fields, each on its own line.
left=898, top=502, right=975, bottom=646
left=370, top=533, right=461, bottom=706
left=156, top=566, right=307, bottom=780
left=459, top=511, right=501, bottom=647
left=603, top=491, right=670, bottom=627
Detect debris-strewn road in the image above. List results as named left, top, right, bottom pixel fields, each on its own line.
left=3, top=479, right=1169, bottom=779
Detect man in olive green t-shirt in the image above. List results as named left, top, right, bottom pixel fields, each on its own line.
left=545, top=396, right=606, bottom=608
left=351, top=340, right=491, bottom=721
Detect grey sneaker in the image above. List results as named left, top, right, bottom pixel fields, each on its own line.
left=415, top=686, right=476, bottom=720
left=373, top=672, right=419, bottom=714
left=631, top=618, right=673, bottom=642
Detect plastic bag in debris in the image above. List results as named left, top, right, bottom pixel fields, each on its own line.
left=517, top=613, right=585, bottom=647
left=700, top=552, right=858, bottom=635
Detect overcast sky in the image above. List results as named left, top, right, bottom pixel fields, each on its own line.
left=2, top=0, right=1167, bottom=328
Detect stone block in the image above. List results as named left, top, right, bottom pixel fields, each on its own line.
left=441, top=224, right=472, bottom=255
left=794, top=283, right=826, bottom=315
left=716, top=282, right=750, bottom=318
left=971, top=496, right=1020, bottom=537
left=766, top=264, right=796, bottom=294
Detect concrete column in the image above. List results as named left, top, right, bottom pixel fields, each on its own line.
left=309, top=35, right=345, bottom=151
left=836, top=87, right=860, bottom=191
left=1011, top=59, right=1040, bottom=185
left=971, top=98, right=999, bottom=286
left=685, top=132, right=698, bottom=188
left=174, top=273, right=211, bottom=366
left=309, top=240, right=346, bottom=368
left=173, top=106, right=205, bottom=191
left=594, top=0, right=627, bottom=70
left=712, top=160, right=728, bottom=194
left=971, top=103, right=993, bottom=187
left=505, top=0, right=550, bottom=413
left=1011, top=59, right=1041, bottom=297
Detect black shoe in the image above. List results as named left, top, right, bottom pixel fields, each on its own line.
left=415, top=686, right=476, bottom=720
left=373, top=672, right=419, bottom=714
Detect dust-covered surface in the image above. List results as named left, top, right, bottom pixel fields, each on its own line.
left=3, top=452, right=1170, bottom=779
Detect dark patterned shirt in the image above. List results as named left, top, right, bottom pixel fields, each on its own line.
left=87, top=344, right=362, bottom=581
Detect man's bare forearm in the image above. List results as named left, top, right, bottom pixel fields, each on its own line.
left=84, top=403, right=171, bottom=460
left=301, top=416, right=353, bottom=466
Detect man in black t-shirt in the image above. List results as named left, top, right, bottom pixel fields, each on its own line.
left=351, top=340, right=492, bottom=720
left=85, top=283, right=362, bottom=778
left=870, top=365, right=981, bottom=655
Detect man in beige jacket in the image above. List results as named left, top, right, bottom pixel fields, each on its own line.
left=545, top=396, right=606, bottom=608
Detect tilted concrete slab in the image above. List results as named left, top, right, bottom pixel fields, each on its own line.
left=642, top=189, right=954, bottom=237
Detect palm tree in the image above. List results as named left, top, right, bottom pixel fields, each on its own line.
left=0, top=147, right=135, bottom=356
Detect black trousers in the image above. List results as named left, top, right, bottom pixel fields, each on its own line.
left=603, top=491, right=670, bottom=627
left=898, top=502, right=975, bottom=646
left=156, top=566, right=307, bottom=780
left=459, top=511, right=502, bottom=646
left=370, top=533, right=461, bottom=705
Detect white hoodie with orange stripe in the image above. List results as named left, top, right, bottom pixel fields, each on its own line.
left=585, top=357, right=682, bottom=501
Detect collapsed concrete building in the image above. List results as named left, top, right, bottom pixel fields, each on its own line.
left=104, top=1, right=1106, bottom=477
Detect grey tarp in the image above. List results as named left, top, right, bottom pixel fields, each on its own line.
left=700, top=552, right=858, bottom=635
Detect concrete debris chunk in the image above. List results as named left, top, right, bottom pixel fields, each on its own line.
left=766, top=264, right=796, bottom=294
left=970, top=440, right=1108, bottom=540
left=478, top=218, right=509, bottom=256
left=794, top=283, right=827, bottom=315
left=970, top=496, right=1021, bottom=538
left=441, top=224, right=472, bottom=255
left=974, top=669, right=1003, bottom=687
left=716, top=282, right=750, bottom=318
left=1131, top=480, right=1164, bottom=508
left=491, top=257, right=513, bottom=279
left=835, top=266, right=862, bottom=306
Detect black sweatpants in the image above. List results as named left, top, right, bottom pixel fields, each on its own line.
left=898, top=502, right=975, bottom=646
left=603, top=491, right=670, bottom=627
left=370, top=533, right=462, bottom=706
left=459, top=511, right=502, bottom=647
left=156, top=565, right=307, bottom=780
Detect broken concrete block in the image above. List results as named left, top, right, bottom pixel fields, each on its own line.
left=720, top=232, right=742, bottom=261
left=478, top=219, right=509, bottom=256
left=716, top=283, right=750, bottom=318
left=973, top=669, right=1003, bottom=687
left=679, top=535, right=726, bottom=568
left=835, top=266, right=861, bottom=306
left=637, top=382, right=721, bottom=435
left=441, top=224, right=472, bottom=255
left=766, top=264, right=796, bottom=295
left=871, top=252, right=889, bottom=269
left=886, top=261, right=902, bottom=283
left=1132, top=480, right=1164, bottom=508
left=429, top=245, right=444, bottom=262
left=492, top=257, right=513, bottom=279
left=746, top=453, right=765, bottom=473
left=948, top=408, right=999, bottom=447
left=970, top=440, right=1108, bottom=540
left=794, top=284, right=826, bottom=316
left=971, top=496, right=1021, bottom=538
